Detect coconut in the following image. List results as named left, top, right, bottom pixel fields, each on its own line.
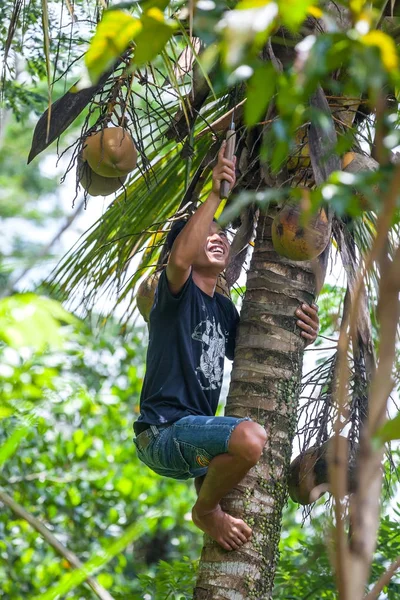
left=272, top=203, right=331, bottom=261
left=288, top=444, right=327, bottom=505
left=77, top=155, right=126, bottom=196
left=288, top=437, right=358, bottom=505
left=137, top=272, right=160, bottom=323
left=82, top=127, right=137, bottom=178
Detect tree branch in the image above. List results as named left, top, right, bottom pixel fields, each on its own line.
left=346, top=244, right=400, bottom=600
left=364, top=556, right=400, bottom=600
left=0, top=487, right=116, bottom=600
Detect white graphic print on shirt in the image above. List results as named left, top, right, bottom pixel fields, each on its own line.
left=191, top=316, right=226, bottom=390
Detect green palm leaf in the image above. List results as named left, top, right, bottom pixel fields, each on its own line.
left=50, top=92, right=229, bottom=318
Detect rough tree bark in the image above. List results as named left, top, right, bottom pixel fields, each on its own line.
left=192, top=2, right=364, bottom=595
left=194, top=210, right=322, bottom=599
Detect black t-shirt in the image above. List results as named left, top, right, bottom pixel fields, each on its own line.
left=136, top=270, right=240, bottom=427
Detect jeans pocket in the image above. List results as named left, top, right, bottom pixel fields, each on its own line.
left=175, top=440, right=213, bottom=471
left=171, top=439, right=191, bottom=472
left=134, top=437, right=156, bottom=470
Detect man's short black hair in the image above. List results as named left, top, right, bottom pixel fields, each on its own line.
left=165, top=217, right=222, bottom=252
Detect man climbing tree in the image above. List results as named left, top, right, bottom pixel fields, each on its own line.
left=133, top=142, right=319, bottom=550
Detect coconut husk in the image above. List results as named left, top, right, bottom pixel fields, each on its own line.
left=137, top=272, right=160, bottom=323
left=272, top=201, right=331, bottom=261
left=82, top=126, right=137, bottom=178
left=77, top=155, right=127, bottom=196
left=288, top=436, right=358, bottom=505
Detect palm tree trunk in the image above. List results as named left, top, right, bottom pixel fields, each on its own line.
left=194, top=210, right=322, bottom=599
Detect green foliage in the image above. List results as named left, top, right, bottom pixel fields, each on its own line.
left=0, top=0, right=92, bottom=119
left=374, top=413, right=400, bottom=446
left=0, top=115, right=59, bottom=211
left=278, top=0, right=316, bottom=32
left=84, top=5, right=176, bottom=82
left=0, top=287, right=200, bottom=598
left=137, top=558, right=198, bottom=599
left=34, top=515, right=162, bottom=600
left=85, top=10, right=142, bottom=83
left=314, top=283, right=345, bottom=343
left=0, top=294, right=78, bottom=350
left=133, top=8, right=176, bottom=66
left=0, top=314, right=202, bottom=599
left=275, top=485, right=400, bottom=599
left=244, top=63, right=276, bottom=126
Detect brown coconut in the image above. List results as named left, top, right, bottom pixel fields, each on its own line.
left=288, top=437, right=358, bottom=505
left=137, top=272, right=160, bottom=323
left=78, top=156, right=126, bottom=196
left=83, top=127, right=137, bottom=178
left=272, top=203, right=331, bottom=261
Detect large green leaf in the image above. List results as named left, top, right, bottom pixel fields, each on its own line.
left=133, top=8, right=176, bottom=66
left=244, top=63, right=276, bottom=126
left=85, top=10, right=142, bottom=83
left=374, top=413, right=400, bottom=446
left=0, top=294, right=79, bottom=350
left=278, top=0, right=316, bottom=32
left=0, top=426, right=29, bottom=468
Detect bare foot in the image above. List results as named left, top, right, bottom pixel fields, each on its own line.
left=192, top=504, right=252, bottom=551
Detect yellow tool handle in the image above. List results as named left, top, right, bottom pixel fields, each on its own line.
left=220, top=126, right=236, bottom=200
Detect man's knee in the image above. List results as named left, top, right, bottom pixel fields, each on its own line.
left=228, top=421, right=267, bottom=465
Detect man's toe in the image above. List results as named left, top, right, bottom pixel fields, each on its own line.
left=223, top=540, right=234, bottom=551
left=228, top=539, right=240, bottom=550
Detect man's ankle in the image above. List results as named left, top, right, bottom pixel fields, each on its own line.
left=193, top=501, right=220, bottom=517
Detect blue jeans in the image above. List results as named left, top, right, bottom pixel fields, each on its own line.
left=133, top=415, right=251, bottom=480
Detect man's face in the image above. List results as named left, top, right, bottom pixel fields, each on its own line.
left=193, top=221, right=230, bottom=274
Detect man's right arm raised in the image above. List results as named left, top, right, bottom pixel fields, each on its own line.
left=166, top=142, right=235, bottom=295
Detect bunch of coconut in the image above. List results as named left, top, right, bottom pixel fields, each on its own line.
left=77, top=126, right=137, bottom=196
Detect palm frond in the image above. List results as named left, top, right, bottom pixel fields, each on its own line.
left=48, top=22, right=234, bottom=318
left=50, top=123, right=224, bottom=318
